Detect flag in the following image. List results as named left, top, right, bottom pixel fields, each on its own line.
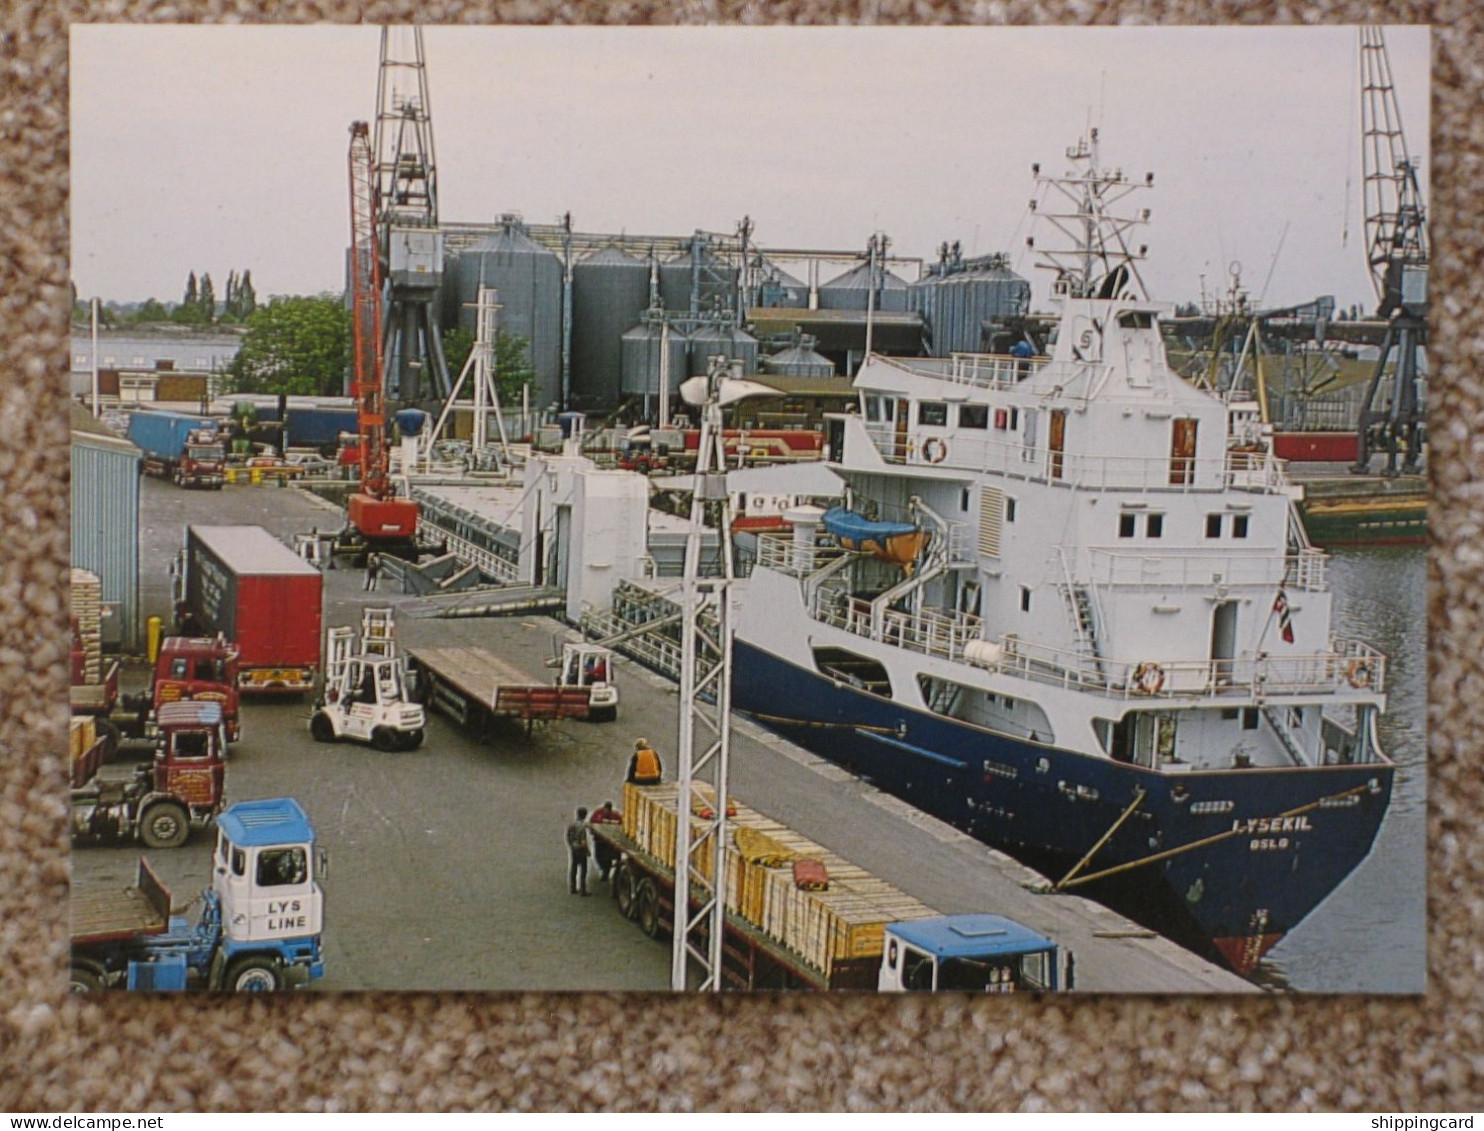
left=1273, top=589, right=1295, bottom=644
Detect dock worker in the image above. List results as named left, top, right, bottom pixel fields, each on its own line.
left=589, top=800, right=623, bottom=882
left=626, top=739, right=662, bottom=786
left=364, top=552, right=382, bottom=592
left=566, top=807, right=592, bottom=896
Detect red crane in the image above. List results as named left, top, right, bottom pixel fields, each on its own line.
left=346, top=121, right=419, bottom=557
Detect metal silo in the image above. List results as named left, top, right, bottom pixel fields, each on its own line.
left=571, top=246, right=650, bottom=411
left=660, top=244, right=737, bottom=314
left=753, top=258, right=808, bottom=308
left=686, top=323, right=760, bottom=377
left=453, top=217, right=564, bottom=409
left=818, top=262, right=909, bottom=312
left=761, top=336, right=835, bottom=378
left=933, top=255, right=1031, bottom=355
left=620, top=321, right=689, bottom=398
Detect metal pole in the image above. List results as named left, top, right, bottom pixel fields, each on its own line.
left=90, top=298, right=100, bottom=418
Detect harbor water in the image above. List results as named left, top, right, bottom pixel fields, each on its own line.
left=1261, top=544, right=1428, bottom=992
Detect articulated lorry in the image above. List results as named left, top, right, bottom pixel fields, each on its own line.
left=176, top=525, right=323, bottom=695
left=70, top=796, right=325, bottom=993
left=126, top=410, right=227, bottom=488
left=70, top=699, right=228, bottom=848
left=592, top=783, right=1067, bottom=992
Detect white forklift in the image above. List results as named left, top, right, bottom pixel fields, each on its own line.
left=556, top=641, right=620, bottom=722
left=309, top=608, right=426, bottom=752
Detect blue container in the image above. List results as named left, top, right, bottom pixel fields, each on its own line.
left=126, top=410, right=217, bottom=460
left=283, top=407, right=358, bottom=448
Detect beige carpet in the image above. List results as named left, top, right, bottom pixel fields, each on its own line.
left=3, top=1, right=1479, bottom=1112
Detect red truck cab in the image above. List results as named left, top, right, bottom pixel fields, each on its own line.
left=154, top=637, right=241, bottom=742
left=152, top=700, right=228, bottom=830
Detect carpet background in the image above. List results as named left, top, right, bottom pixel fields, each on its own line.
left=2, top=1, right=1479, bottom=1112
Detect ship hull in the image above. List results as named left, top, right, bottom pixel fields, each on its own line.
left=732, top=639, right=1394, bottom=977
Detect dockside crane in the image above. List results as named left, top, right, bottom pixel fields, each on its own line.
left=1352, top=26, right=1428, bottom=476
left=374, top=26, right=452, bottom=410
left=343, top=121, right=420, bottom=561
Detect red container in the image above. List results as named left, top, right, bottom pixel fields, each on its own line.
left=1271, top=431, right=1359, bottom=463
left=184, top=526, right=322, bottom=693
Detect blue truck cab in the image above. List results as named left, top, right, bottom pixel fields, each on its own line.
left=71, top=797, right=326, bottom=992
left=878, top=914, right=1065, bottom=993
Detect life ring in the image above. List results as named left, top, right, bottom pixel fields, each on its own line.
left=922, top=437, right=948, bottom=464
left=1346, top=659, right=1373, bottom=689
left=1133, top=662, right=1165, bottom=695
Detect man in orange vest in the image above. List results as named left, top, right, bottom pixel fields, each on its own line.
left=626, top=739, right=662, bottom=786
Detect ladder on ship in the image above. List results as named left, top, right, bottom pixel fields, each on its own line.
left=1260, top=706, right=1309, bottom=766
left=1058, top=549, right=1106, bottom=682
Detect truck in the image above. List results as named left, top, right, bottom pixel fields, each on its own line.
left=70, top=699, right=228, bottom=849
left=126, top=410, right=227, bottom=488
left=283, top=405, right=358, bottom=457
left=405, top=640, right=618, bottom=737
left=309, top=609, right=426, bottom=751
left=591, top=783, right=1068, bottom=993
left=70, top=796, right=326, bottom=993
left=176, top=525, right=323, bottom=696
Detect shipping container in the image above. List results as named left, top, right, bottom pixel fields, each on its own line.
left=126, top=410, right=219, bottom=460
left=182, top=526, right=323, bottom=694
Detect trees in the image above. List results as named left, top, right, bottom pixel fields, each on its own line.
left=440, top=325, right=537, bottom=404
left=225, top=295, right=350, bottom=397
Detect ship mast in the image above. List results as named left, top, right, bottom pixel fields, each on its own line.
left=1025, top=128, right=1154, bottom=301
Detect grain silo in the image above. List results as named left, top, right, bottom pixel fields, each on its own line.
left=761, top=335, right=835, bottom=378
left=620, top=321, right=690, bottom=398
left=931, top=255, right=1031, bottom=356
left=752, top=258, right=809, bottom=308
left=686, top=323, right=760, bottom=377
left=452, top=216, right=563, bottom=408
left=818, top=262, right=910, bottom=312
left=571, top=246, right=650, bottom=411
left=660, top=244, right=737, bottom=315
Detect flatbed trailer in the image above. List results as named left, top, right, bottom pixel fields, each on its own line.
left=405, top=645, right=592, bottom=737
left=592, top=822, right=880, bottom=990
left=71, top=859, right=172, bottom=948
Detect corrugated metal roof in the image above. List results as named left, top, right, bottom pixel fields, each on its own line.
left=191, top=525, right=321, bottom=576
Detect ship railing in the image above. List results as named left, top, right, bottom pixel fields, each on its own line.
left=858, top=425, right=1286, bottom=493
left=947, top=352, right=1052, bottom=389
left=755, top=532, right=852, bottom=578
left=1084, top=549, right=1329, bottom=591
left=986, top=635, right=1386, bottom=700
left=812, top=590, right=983, bottom=661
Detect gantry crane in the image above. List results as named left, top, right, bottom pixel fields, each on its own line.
left=344, top=121, right=419, bottom=562
left=1352, top=26, right=1428, bottom=476
left=374, top=26, right=452, bottom=410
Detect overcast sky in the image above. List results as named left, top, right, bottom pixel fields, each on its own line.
left=70, top=24, right=1429, bottom=315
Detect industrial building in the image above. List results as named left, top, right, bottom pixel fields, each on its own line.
left=70, top=402, right=141, bottom=650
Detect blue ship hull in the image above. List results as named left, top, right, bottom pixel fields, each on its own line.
left=732, top=640, right=1394, bottom=976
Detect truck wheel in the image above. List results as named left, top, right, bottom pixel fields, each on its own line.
left=310, top=713, right=337, bottom=743
left=614, top=867, right=637, bottom=920
left=636, top=879, right=662, bottom=940
left=401, top=729, right=424, bottom=751
left=226, top=956, right=282, bottom=993
left=69, top=964, right=105, bottom=993
left=371, top=727, right=399, bottom=753
left=590, top=707, right=618, bottom=724
left=139, top=801, right=190, bottom=849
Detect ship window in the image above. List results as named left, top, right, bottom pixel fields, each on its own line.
left=1117, top=311, right=1154, bottom=329
left=1005, top=497, right=1017, bottom=523
left=1020, top=586, right=1032, bottom=612
left=1009, top=407, right=1021, bottom=430
left=1232, top=514, right=1250, bottom=538
left=1242, top=708, right=1259, bottom=730
left=959, top=404, right=989, bottom=429
left=1146, top=514, right=1165, bottom=538
left=882, top=399, right=895, bottom=421
left=1289, top=707, right=1305, bottom=729
left=1206, top=514, right=1223, bottom=538
left=864, top=396, right=881, bottom=422
left=919, top=401, right=948, bottom=427
left=1119, top=513, right=1137, bottom=538
left=960, top=488, right=971, bottom=513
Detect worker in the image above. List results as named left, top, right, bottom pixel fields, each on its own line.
left=588, top=800, right=623, bottom=882
left=565, top=807, right=592, bottom=896
left=626, top=739, right=662, bottom=786
left=364, top=552, right=382, bottom=592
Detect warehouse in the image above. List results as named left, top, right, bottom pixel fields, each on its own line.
left=70, top=403, right=142, bottom=650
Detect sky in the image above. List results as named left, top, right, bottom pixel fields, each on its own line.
left=69, top=24, right=1430, bottom=316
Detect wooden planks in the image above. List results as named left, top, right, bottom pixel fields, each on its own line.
left=71, top=568, right=103, bottom=684
left=621, top=782, right=940, bottom=983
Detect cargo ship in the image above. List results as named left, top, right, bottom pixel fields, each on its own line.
left=729, top=135, right=1395, bottom=976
